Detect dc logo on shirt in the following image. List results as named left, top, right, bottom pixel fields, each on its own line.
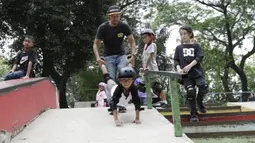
left=183, top=48, right=195, bottom=57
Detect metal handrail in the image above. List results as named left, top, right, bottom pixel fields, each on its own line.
left=140, top=69, right=187, bottom=137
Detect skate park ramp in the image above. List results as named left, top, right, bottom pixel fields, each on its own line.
left=10, top=107, right=194, bottom=143
left=0, top=78, right=194, bottom=143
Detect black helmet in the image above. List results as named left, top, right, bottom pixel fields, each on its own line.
left=141, top=29, right=155, bottom=36
left=179, top=25, right=194, bottom=38
left=118, top=67, right=136, bottom=79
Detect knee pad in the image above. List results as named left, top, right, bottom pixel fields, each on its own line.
left=198, top=84, right=209, bottom=96
left=186, top=85, right=196, bottom=101
left=137, top=82, right=146, bottom=93
left=151, top=82, right=163, bottom=95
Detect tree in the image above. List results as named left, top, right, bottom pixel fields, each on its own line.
left=0, top=0, right=115, bottom=108
left=153, top=0, right=255, bottom=101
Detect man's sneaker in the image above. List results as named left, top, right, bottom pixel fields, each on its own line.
left=190, top=114, right=199, bottom=122
left=198, top=104, right=207, bottom=113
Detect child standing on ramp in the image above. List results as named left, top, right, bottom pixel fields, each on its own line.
left=100, top=64, right=141, bottom=126
left=174, top=26, right=209, bottom=122
left=140, top=29, right=169, bottom=108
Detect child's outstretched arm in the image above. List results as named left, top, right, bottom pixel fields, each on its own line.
left=111, top=87, right=122, bottom=125
left=130, top=85, right=141, bottom=124
left=24, top=61, right=33, bottom=78
left=10, top=64, right=17, bottom=73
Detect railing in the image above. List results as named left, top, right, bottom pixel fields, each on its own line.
left=141, top=70, right=187, bottom=137
left=207, top=91, right=255, bottom=103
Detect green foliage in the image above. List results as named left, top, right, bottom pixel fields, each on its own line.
left=0, top=57, right=10, bottom=80
left=68, top=68, right=103, bottom=101
left=153, top=0, right=255, bottom=98
left=0, top=0, right=116, bottom=107
left=245, top=64, right=255, bottom=91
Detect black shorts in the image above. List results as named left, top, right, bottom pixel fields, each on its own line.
left=183, top=76, right=207, bottom=87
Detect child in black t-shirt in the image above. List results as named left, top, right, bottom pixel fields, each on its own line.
left=4, top=36, right=37, bottom=81
left=174, top=26, right=209, bottom=122
left=100, top=64, right=141, bottom=126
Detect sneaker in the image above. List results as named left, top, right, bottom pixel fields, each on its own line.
left=118, top=106, right=127, bottom=113
left=160, top=102, right=170, bottom=108
left=190, top=114, right=199, bottom=122
left=107, top=108, right=112, bottom=112
left=198, top=104, right=207, bottom=113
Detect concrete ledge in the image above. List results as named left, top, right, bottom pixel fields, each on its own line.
left=0, top=78, right=58, bottom=137
left=227, top=102, right=255, bottom=111
left=0, top=78, right=49, bottom=95
left=74, top=101, right=95, bottom=108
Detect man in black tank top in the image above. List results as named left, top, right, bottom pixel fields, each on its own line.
left=93, top=5, right=136, bottom=81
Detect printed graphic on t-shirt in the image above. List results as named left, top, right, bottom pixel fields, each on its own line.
left=117, top=33, right=124, bottom=38
left=118, top=93, right=132, bottom=107
left=20, top=56, right=28, bottom=64
left=183, top=48, right=195, bottom=57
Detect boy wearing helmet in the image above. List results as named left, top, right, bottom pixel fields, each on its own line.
left=100, top=64, right=141, bottom=126
left=174, top=25, right=209, bottom=122
left=140, top=29, right=169, bottom=108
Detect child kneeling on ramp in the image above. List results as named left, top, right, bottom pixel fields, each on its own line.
left=100, top=64, right=141, bottom=126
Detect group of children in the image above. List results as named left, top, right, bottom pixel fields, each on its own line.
left=97, top=25, right=208, bottom=126
left=5, top=26, right=208, bottom=125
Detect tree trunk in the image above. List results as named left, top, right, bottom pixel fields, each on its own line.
left=221, top=67, right=237, bottom=102
left=59, top=71, right=70, bottom=108
left=228, top=61, right=249, bottom=101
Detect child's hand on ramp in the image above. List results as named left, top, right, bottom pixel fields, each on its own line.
left=115, top=120, right=123, bottom=126
left=132, top=120, right=141, bottom=124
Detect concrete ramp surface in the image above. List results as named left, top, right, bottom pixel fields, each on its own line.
left=11, top=107, right=193, bottom=143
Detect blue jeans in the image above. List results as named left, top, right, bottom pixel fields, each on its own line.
left=4, top=70, right=25, bottom=81
left=104, top=55, right=129, bottom=81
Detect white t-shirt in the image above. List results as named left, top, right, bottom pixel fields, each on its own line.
left=96, top=90, right=107, bottom=107
left=111, top=85, right=132, bottom=107
left=142, top=43, right=159, bottom=71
